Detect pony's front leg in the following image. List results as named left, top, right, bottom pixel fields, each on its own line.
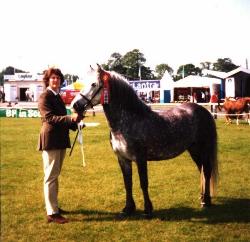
left=136, top=159, right=153, bottom=218
left=236, top=114, right=240, bottom=125
left=118, top=157, right=136, bottom=215
left=225, top=115, right=231, bottom=125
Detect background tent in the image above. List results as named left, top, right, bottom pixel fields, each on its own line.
left=173, top=75, right=221, bottom=88
left=160, top=74, right=222, bottom=102
left=173, top=75, right=222, bottom=102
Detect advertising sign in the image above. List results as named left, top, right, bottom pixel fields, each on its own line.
left=129, top=80, right=160, bottom=90
left=4, top=73, right=43, bottom=81
left=0, top=108, right=71, bottom=118
left=0, top=108, right=41, bottom=118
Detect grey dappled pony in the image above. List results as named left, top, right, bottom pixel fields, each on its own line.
left=71, top=65, right=218, bottom=218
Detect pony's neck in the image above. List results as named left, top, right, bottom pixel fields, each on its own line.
left=102, top=77, right=152, bottom=130
left=103, top=104, right=121, bottom=130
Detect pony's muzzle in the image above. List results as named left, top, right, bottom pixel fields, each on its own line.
left=72, top=99, right=88, bottom=114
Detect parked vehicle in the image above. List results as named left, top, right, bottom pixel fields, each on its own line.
left=60, top=90, right=80, bottom=105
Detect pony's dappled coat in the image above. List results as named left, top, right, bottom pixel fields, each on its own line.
left=71, top=67, right=218, bottom=217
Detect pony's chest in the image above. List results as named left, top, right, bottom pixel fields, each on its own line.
left=110, top=131, right=135, bottom=160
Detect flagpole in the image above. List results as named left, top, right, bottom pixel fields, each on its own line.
left=139, top=63, right=141, bottom=80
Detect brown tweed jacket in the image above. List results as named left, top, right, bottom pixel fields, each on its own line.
left=37, top=89, right=77, bottom=151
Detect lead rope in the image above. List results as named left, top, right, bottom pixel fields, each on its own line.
left=77, top=121, right=86, bottom=167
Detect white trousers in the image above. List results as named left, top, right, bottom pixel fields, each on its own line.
left=42, top=149, right=66, bottom=215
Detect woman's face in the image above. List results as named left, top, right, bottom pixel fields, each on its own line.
left=49, top=74, right=61, bottom=91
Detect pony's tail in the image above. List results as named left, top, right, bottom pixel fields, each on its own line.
left=209, top=140, right=218, bottom=196
left=201, top=121, right=219, bottom=196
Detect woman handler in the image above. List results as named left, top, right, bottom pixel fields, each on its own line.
left=38, top=68, right=82, bottom=224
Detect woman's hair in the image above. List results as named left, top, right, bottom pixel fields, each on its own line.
left=43, top=68, right=64, bottom=87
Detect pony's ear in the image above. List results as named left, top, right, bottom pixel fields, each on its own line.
left=96, top=64, right=110, bottom=82
left=90, top=65, right=94, bottom=71
left=97, top=63, right=103, bottom=73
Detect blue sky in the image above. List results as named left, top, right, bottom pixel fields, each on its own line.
left=0, top=0, right=249, bottom=77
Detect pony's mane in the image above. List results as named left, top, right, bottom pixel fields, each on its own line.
left=108, top=71, right=152, bottom=114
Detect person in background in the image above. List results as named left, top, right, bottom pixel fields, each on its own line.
left=25, top=88, right=30, bottom=101
left=201, top=91, right=205, bottom=102
left=210, top=92, right=219, bottom=119
left=205, top=90, right=210, bottom=103
left=0, top=90, right=2, bottom=102
left=0, top=90, right=5, bottom=103
left=38, top=67, right=82, bottom=224
left=2, top=91, right=5, bottom=102
left=191, top=92, right=197, bottom=103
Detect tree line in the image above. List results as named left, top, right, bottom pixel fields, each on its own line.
left=0, top=49, right=238, bottom=86
left=101, top=49, right=238, bottom=80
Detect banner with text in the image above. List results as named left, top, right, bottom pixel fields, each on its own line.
left=0, top=108, right=71, bottom=118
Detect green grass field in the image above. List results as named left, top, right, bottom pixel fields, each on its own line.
left=1, top=114, right=250, bottom=242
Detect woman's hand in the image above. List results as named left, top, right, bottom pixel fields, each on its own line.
left=71, top=113, right=83, bottom=123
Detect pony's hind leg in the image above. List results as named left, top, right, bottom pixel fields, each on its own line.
left=189, top=109, right=218, bottom=207
left=200, top=165, right=212, bottom=207
left=188, top=147, right=204, bottom=201
left=188, top=146, right=212, bottom=207
left=117, top=157, right=136, bottom=215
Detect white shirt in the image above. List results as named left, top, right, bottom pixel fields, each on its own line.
left=47, top=87, right=59, bottom=96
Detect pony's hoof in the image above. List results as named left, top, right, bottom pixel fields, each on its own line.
left=143, top=212, right=153, bottom=219
left=116, top=212, right=129, bottom=220
left=200, top=195, right=212, bottom=208
left=201, top=202, right=212, bottom=208
left=120, top=206, right=136, bottom=216
left=116, top=209, right=135, bottom=220
left=201, top=199, right=212, bottom=208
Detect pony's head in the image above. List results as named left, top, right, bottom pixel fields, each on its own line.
left=71, top=64, right=110, bottom=114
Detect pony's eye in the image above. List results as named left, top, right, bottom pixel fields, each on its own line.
left=91, top=83, right=97, bottom=87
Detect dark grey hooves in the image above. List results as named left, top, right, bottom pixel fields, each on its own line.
left=143, top=213, right=153, bottom=219
left=201, top=202, right=212, bottom=208
left=117, top=206, right=136, bottom=218
left=116, top=212, right=129, bottom=220
left=200, top=195, right=212, bottom=208
left=116, top=210, right=135, bottom=220
left=200, top=199, right=212, bottom=208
